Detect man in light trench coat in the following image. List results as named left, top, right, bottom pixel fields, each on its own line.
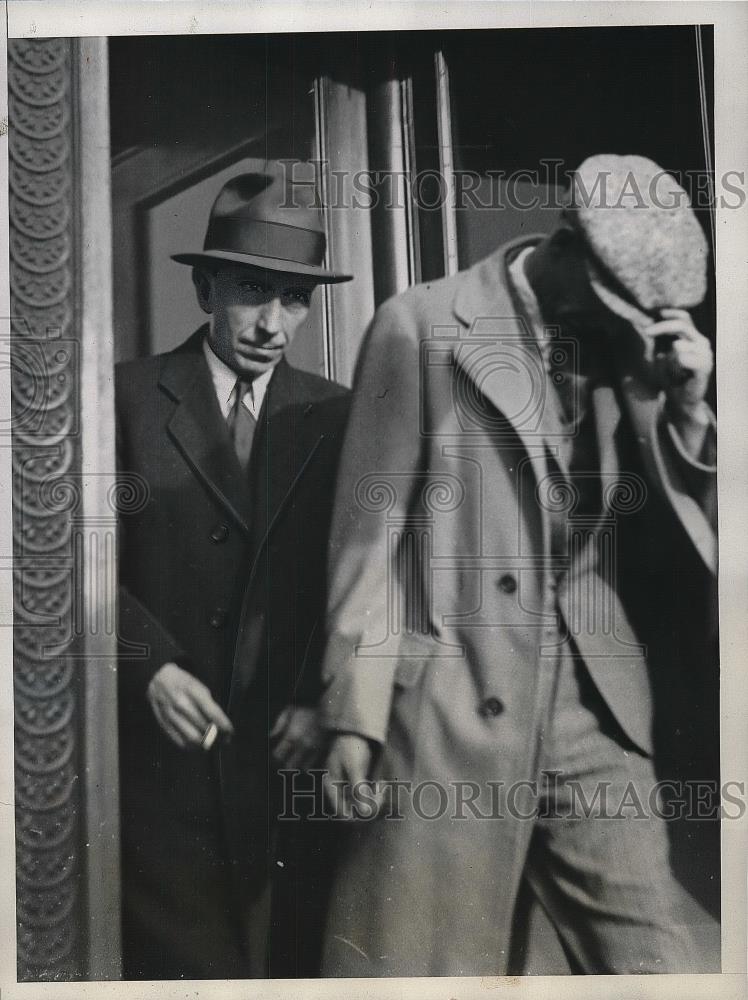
left=317, top=154, right=719, bottom=975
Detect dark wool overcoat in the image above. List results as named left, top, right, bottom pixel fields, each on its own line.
left=116, top=327, right=350, bottom=979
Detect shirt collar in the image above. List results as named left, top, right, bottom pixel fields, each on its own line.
left=202, top=336, right=274, bottom=420
left=507, top=245, right=610, bottom=391
left=507, top=245, right=548, bottom=359
left=507, top=245, right=596, bottom=432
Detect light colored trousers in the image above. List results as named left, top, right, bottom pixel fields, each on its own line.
left=517, top=645, right=717, bottom=974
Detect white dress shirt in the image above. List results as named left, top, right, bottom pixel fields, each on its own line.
left=202, top=337, right=273, bottom=420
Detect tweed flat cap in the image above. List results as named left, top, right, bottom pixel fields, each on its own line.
left=569, top=154, right=708, bottom=322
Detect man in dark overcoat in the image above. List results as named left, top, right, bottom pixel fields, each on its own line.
left=319, top=154, right=718, bottom=975
left=116, top=166, right=351, bottom=979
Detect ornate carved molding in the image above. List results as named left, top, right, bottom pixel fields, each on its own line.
left=9, top=37, right=84, bottom=981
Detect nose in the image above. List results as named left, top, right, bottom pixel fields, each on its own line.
left=259, top=295, right=282, bottom=336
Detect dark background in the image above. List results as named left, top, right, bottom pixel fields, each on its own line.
left=109, top=26, right=713, bottom=186
left=109, top=25, right=715, bottom=356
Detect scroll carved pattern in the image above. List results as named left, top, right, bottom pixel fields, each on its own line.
left=9, top=37, right=83, bottom=981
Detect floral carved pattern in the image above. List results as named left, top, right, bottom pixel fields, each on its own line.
left=9, top=38, right=83, bottom=981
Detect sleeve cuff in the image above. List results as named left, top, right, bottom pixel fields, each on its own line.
left=662, top=403, right=717, bottom=473
left=319, top=632, right=399, bottom=746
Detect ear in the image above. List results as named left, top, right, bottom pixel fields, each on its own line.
left=192, top=267, right=214, bottom=314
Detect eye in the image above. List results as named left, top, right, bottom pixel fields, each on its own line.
left=239, top=281, right=268, bottom=296
left=283, top=288, right=312, bottom=308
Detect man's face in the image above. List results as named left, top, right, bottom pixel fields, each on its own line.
left=195, top=264, right=318, bottom=378
left=547, top=245, right=608, bottom=334
left=539, top=235, right=629, bottom=371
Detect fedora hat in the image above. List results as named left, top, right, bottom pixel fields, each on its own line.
left=172, top=164, right=353, bottom=284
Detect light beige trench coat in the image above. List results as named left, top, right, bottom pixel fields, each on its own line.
left=319, top=237, right=718, bottom=977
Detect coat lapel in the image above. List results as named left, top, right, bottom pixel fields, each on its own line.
left=451, top=238, right=716, bottom=578
left=159, top=327, right=251, bottom=535
left=249, top=357, right=327, bottom=558
left=229, top=359, right=328, bottom=712
left=591, top=382, right=621, bottom=511
left=451, top=236, right=555, bottom=557
left=616, top=366, right=717, bottom=573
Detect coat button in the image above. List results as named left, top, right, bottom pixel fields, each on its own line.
left=209, top=608, right=227, bottom=629
left=480, top=696, right=504, bottom=718
left=497, top=574, right=517, bottom=595
left=210, top=523, right=230, bottom=543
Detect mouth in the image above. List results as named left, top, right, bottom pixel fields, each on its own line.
left=236, top=342, right=284, bottom=360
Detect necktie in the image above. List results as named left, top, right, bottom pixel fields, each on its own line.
left=227, top=379, right=257, bottom=470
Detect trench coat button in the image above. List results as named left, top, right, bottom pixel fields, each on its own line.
left=480, top=696, right=504, bottom=718
left=497, top=574, right=517, bottom=595
left=209, top=608, right=227, bottom=629
left=210, top=523, right=230, bottom=543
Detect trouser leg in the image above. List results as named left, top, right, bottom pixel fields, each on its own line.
left=523, top=651, right=717, bottom=974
